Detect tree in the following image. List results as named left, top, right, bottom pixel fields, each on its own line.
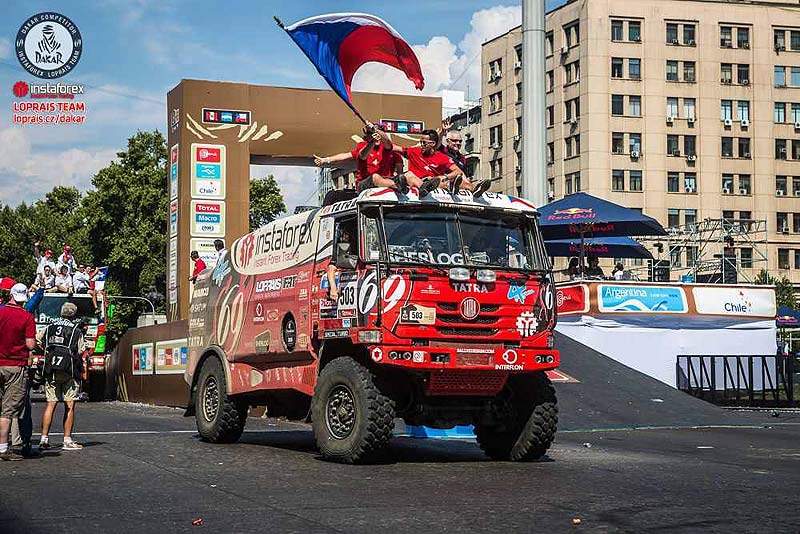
left=755, top=268, right=797, bottom=309
left=249, top=175, right=286, bottom=231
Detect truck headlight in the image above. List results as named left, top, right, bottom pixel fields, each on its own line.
left=449, top=267, right=470, bottom=281
left=476, top=269, right=496, bottom=283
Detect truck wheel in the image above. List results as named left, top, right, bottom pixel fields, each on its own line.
left=195, top=357, right=247, bottom=443
left=311, top=357, right=395, bottom=464
left=475, top=372, right=558, bottom=461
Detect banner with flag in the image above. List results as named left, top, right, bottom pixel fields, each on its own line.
left=280, top=13, right=424, bottom=117
left=93, top=266, right=109, bottom=291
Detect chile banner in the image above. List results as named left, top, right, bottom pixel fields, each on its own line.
left=280, top=13, right=425, bottom=115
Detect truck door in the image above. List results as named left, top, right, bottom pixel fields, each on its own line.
left=313, top=214, right=359, bottom=332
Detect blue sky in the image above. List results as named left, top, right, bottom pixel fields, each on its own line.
left=0, top=0, right=565, bottom=211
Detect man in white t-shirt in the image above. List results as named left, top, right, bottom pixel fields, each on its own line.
left=54, top=265, right=73, bottom=294
left=33, top=242, right=56, bottom=275
left=72, top=265, right=90, bottom=294
left=57, top=246, right=77, bottom=275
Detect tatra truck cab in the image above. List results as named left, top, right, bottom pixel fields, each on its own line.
left=186, top=188, right=559, bottom=463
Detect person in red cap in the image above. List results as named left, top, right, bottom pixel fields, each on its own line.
left=33, top=242, right=56, bottom=276
left=57, top=245, right=77, bottom=275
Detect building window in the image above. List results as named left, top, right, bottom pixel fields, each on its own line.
left=489, top=59, right=503, bottom=79
left=629, top=21, right=641, bottom=42
left=738, top=138, right=751, bottom=158
left=776, top=29, right=787, bottom=50
left=777, top=175, right=788, bottom=195
left=666, top=97, right=679, bottom=118
left=684, top=62, right=696, bottom=82
left=686, top=246, right=698, bottom=267
left=737, top=27, right=750, bottom=49
left=737, top=101, right=750, bottom=121
left=722, top=137, right=734, bottom=158
left=721, top=26, right=732, bottom=47
left=793, top=176, right=800, bottom=195
left=737, top=64, right=750, bottom=84
left=611, top=57, right=624, bottom=78
left=547, top=142, right=554, bottom=164
left=739, top=175, right=751, bottom=195
left=573, top=172, right=582, bottom=192
left=612, top=132, right=625, bottom=154
left=546, top=32, right=554, bottom=56
left=565, top=137, right=574, bottom=158
left=776, top=102, right=786, bottom=123
left=668, top=172, right=680, bottom=193
left=793, top=140, right=800, bottom=160
left=793, top=67, right=800, bottom=86
left=684, top=24, right=696, bottom=45
left=489, top=125, right=503, bottom=148
left=776, top=66, right=787, bottom=87
left=667, top=135, right=680, bottom=155
left=685, top=135, right=697, bottom=156
left=683, top=173, right=697, bottom=193
left=629, top=58, right=641, bottom=79
left=547, top=70, right=554, bottom=92
left=684, top=98, right=696, bottom=119
left=793, top=30, right=800, bottom=51
left=668, top=209, right=681, bottom=229
left=722, top=174, right=734, bottom=193
left=564, top=60, right=580, bottom=84
left=685, top=209, right=697, bottom=227
left=777, top=139, right=788, bottom=159
left=792, top=103, right=800, bottom=123
left=666, top=60, right=678, bottom=81
left=517, top=82, right=523, bottom=103
left=611, top=94, right=624, bottom=116
left=564, top=22, right=579, bottom=47
left=671, top=247, right=683, bottom=268
left=490, top=158, right=503, bottom=179
left=666, top=23, right=679, bottom=44
left=548, top=105, right=554, bottom=126
left=612, top=169, right=625, bottom=191
left=630, top=133, right=642, bottom=154
left=721, top=100, right=733, bottom=121
left=565, top=175, right=573, bottom=195
left=721, top=63, right=732, bottom=84
left=741, top=248, right=753, bottom=269
left=611, top=20, right=624, bottom=41
left=489, top=92, right=503, bottom=113
left=630, top=170, right=642, bottom=191
left=778, top=212, right=789, bottom=233
left=629, top=95, right=641, bottom=116
left=778, top=248, right=790, bottom=269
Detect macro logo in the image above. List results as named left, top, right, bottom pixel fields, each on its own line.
left=547, top=207, right=596, bottom=221
left=16, top=13, right=83, bottom=79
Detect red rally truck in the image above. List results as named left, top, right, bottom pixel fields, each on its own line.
left=185, top=187, right=560, bottom=463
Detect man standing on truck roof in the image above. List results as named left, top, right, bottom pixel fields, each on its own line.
left=38, top=302, right=85, bottom=452
left=33, top=242, right=56, bottom=276
left=314, top=123, right=405, bottom=193
left=0, top=283, right=36, bottom=461
left=57, top=246, right=77, bottom=275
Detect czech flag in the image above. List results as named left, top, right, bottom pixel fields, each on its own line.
left=282, top=13, right=425, bottom=112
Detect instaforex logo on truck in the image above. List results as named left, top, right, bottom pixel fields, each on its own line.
left=232, top=210, right=319, bottom=275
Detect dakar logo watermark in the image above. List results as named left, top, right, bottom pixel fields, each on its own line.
left=16, top=12, right=83, bottom=79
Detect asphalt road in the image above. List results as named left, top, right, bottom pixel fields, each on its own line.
left=1, top=400, right=799, bottom=533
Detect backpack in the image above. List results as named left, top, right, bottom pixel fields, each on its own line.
left=42, top=319, right=82, bottom=379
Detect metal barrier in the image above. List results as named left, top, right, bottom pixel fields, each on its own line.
left=677, top=355, right=797, bottom=407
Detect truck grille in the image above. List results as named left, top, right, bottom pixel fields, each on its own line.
left=438, top=314, right=498, bottom=325
left=426, top=370, right=508, bottom=396
left=436, top=327, right=499, bottom=337
left=440, top=303, right=499, bottom=313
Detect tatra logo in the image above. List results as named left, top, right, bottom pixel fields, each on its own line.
left=460, top=297, right=480, bottom=320
left=16, top=13, right=83, bottom=79
left=450, top=282, right=489, bottom=293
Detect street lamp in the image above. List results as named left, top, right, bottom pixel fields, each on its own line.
left=105, top=295, right=157, bottom=317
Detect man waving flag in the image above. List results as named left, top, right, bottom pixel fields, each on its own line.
left=278, top=13, right=425, bottom=122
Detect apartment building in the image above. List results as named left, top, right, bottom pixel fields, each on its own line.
left=482, top=0, right=800, bottom=281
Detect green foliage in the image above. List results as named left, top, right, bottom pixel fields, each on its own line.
left=755, top=268, right=797, bottom=310
left=249, top=175, right=286, bottom=231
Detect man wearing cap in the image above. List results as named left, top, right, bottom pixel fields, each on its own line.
left=33, top=242, right=56, bottom=275
left=38, top=302, right=85, bottom=451
left=57, top=245, right=77, bottom=275
left=0, top=283, right=36, bottom=461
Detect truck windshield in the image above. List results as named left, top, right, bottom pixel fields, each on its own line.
left=369, top=207, right=550, bottom=272
left=35, top=296, right=99, bottom=325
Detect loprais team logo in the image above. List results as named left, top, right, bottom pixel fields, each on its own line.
left=16, top=13, right=83, bottom=79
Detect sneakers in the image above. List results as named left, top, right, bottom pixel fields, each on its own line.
left=38, top=441, right=50, bottom=451
left=0, top=450, right=23, bottom=461
left=62, top=441, right=83, bottom=451
left=449, top=175, right=463, bottom=195
left=472, top=179, right=492, bottom=198
left=419, top=177, right=441, bottom=197
left=392, top=174, right=409, bottom=194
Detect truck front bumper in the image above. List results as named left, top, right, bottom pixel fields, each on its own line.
left=367, top=345, right=559, bottom=372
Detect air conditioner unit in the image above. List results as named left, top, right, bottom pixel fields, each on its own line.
left=630, top=150, right=640, bottom=159
left=515, top=165, right=522, bottom=173
left=777, top=189, right=786, bottom=196
left=671, top=38, right=679, bottom=45
left=741, top=119, right=750, bottom=127
left=687, top=154, right=697, bottom=162
left=464, top=132, right=473, bottom=139
left=672, top=149, right=681, bottom=157
left=776, top=43, right=786, bottom=51
left=685, top=186, right=695, bottom=193
left=724, top=118, right=733, bottom=127
left=739, top=188, right=748, bottom=195
left=514, top=61, right=522, bottom=69
left=632, top=36, right=641, bottom=42
left=782, top=225, right=790, bottom=233
left=794, top=122, right=800, bottom=130
left=723, top=187, right=731, bottom=194
left=513, top=134, right=521, bottom=141
left=561, top=45, right=569, bottom=55
left=794, top=190, right=800, bottom=196
left=687, top=39, right=696, bottom=46
left=490, top=143, right=501, bottom=150
left=547, top=190, right=555, bottom=200
left=570, top=118, right=579, bottom=126
left=721, top=78, right=732, bottom=84
left=666, top=116, right=675, bottom=124
left=743, top=152, right=751, bottom=159
left=742, top=43, right=750, bottom=49
left=722, top=40, right=732, bottom=48
left=741, top=79, right=750, bottom=86
left=687, top=116, right=696, bottom=124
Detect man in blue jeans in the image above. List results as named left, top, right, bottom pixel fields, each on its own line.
left=10, top=288, right=43, bottom=457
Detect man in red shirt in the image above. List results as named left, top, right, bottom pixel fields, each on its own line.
left=189, top=251, right=207, bottom=284
left=0, top=283, right=36, bottom=461
left=314, top=125, right=403, bottom=193
left=393, top=130, right=476, bottom=197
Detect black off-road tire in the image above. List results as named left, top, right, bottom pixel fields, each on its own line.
left=311, top=357, right=395, bottom=464
left=475, top=372, right=558, bottom=461
left=195, top=357, right=248, bottom=443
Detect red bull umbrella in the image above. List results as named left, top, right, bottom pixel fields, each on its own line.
left=544, top=236, right=653, bottom=259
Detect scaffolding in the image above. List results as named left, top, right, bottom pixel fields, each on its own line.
left=641, top=217, right=769, bottom=283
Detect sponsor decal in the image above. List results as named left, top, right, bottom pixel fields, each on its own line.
left=516, top=312, right=539, bottom=337
left=298, top=288, right=308, bottom=301
left=254, top=329, right=271, bottom=353
left=190, top=144, right=226, bottom=199
left=169, top=199, right=178, bottom=237
left=342, top=318, right=351, bottom=328
left=13, top=80, right=84, bottom=99
left=456, top=347, right=495, bottom=354
left=233, top=215, right=317, bottom=273
left=371, top=347, right=383, bottom=362
left=450, top=282, right=490, bottom=293
left=255, top=278, right=283, bottom=293
left=282, top=275, right=297, bottom=290
left=400, top=304, right=436, bottom=325
left=202, top=108, right=251, bottom=125
left=192, top=286, right=209, bottom=299
left=338, top=309, right=356, bottom=319
left=556, top=285, right=589, bottom=315
left=169, top=144, right=179, bottom=200
left=382, top=274, right=407, bottom=312
left=282, top=315, right=297, bottom=351
left=507, top=284, right=535, bottom=304
left=502, top=349, right=518, bottom=365
left=460, top=297, right=480, bottom=320
left=254, top=302, right=264, bottom=323
left=412, top=350, right=425, bottom=363
left=16, top=12, right=83, bottom=79
left=598, top=285, right=688, bottom=313
left=155, top=339, right=188, bottom=375
left=546, top=207, right=595, bottom=222
left=191, top=200, right=225, bottom=237
left=692, top=287, right=775, bottom=317
left=420, top=283, right=440, bottom=296
left=323, top=329, right=350, bottom=339
left=495, top=349, right=523, bottom=371
left=170, top=108, right=180, bottom=133
left=298, top=333, right=309, bottom=349
left=132, top=342, right=154, bottom=375
left=378, top=118, right=424, bottom=133
left=357, top=270, right=379, bottom=315
left=296, top=270, right=311, bottom=283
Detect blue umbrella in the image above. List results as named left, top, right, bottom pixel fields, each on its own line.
left=545, top=236, right=653, bottom=259
left=538, top=192, right=667, bottom=240
left=776, top=306, right=800, bottom=328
